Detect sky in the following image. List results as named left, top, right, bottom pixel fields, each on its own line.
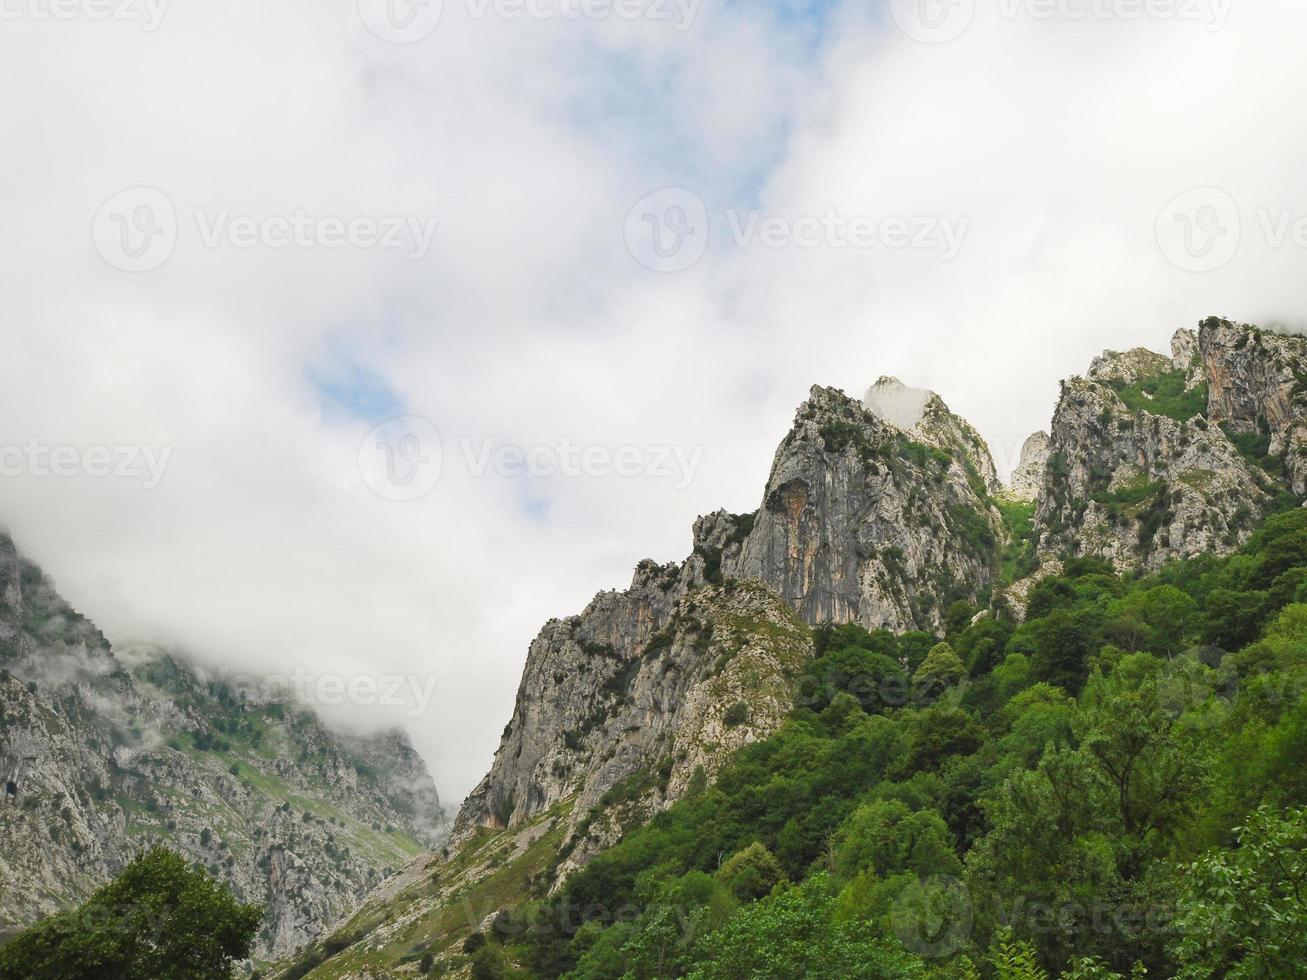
left=3, top=0, right=1307, bottom=806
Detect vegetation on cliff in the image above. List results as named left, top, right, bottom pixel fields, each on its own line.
left=448, top=511, right=1307, bottom=979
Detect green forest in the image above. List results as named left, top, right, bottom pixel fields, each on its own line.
left=457, top=510, right=1307, bottom=979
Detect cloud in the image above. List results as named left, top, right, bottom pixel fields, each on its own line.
left=3, top=0, right=1307, bottom=803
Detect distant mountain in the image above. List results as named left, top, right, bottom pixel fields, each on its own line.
left=0, top=533, right=447, bottom=960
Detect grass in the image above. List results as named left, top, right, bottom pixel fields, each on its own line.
left=996, top=498, right=1038, bottom=584
left=1221, top=423, right=1288, bottom=481
left=275, top=802, right=574, bottom=979
left=1091, top=476, right=1165, bottom=508
left=1106, top=369, right=1208, bottom=423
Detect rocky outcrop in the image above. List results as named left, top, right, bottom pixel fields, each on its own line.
left=1030, top=318, right=1307, bottom=572
left=1172, top=327, right=1206, bottom=391
left=1005, top=432, right=1050, bottom=503
left=454, top=574, right=811, bottom=868
left=1034, top=377, right=1265, bottom=570
left=725, top=385, right=1002, bottom=633
left=865, top=377, right=1001, bottom=493
left=0, top=532, right=447, bottom=959
left=1199, top=317, right=1307, bottom=494
left=1088, top=347, right=1173, bottom=385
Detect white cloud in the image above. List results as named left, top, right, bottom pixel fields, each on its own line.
left=3, top=0, right=1307, bottom=803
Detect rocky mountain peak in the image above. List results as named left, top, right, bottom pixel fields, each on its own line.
left=1199, top=316, right=1307, bottom=494
left=1088, top=346, right=1174, bottom=385
left=1005, top=431, right=1051, bottom=503
left=1027, top=317, right=1305, bottom=575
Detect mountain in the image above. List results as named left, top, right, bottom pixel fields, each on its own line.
left=0, top=532, right=448, bottom=960
left=161, top=318, right=1307, bottom=976
left=1025, top=317, right=1307, bottom=580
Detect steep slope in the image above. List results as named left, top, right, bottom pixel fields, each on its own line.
left=1031, top=319, right=1303, bottom=571
left=0, top=532, right=447, bottom=959
left=274, top=380, right=1007, bottom=977
left=725, top=384, right=1004, bottom=632
left=457, top=380, right=1002, bottom=848
left=1200, top=317, right=1307, bottom=494
left=455, top=576, right=812, bottom=869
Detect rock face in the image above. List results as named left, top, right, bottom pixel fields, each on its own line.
left=454, top=573, right=811, bottom=873
left=1005, top=432, right=1050, bottom=503
left=1199, top=317, right=1307, bottom=495
left=0, top=532, right=447, bottom=959
left=1088, top=347, right=1173, bottom=385
left=726, top=385, right=1003, bottom=633
left=454, top=382, right=1003, bottom=857
left=1032, top=318, right=1304, bottom=571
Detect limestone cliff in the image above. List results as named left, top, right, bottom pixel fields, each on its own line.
left=1031, top=318, right=1304, bottom=571
left=454, top=383, right=1002, bottom=850
left=453, top=575, right=811, bottom=876
left=726, top=384, right=1003, bottom=633
left=1199, top=316, right=1307, bottom=495
left=1005, top=432, right=1050, bottom=503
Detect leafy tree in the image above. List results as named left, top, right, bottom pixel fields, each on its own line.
left=1171, top=805, right=1307, bottom=978
left=0, top=849, right=261, bottom=980
left=831, top=799, right=961, bottom=882
left=956, top=616, right=1013, bottom=677
left=686, top=874, right=926, bottom=979
left=1011, top=607, right=1104, bottom=693
left=914, top=642, right=966, bottom=693
left=1106, top=585, right=1197, bottom=657
left=716, top=843, right=786, bottom=902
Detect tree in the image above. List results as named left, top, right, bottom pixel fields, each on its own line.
left=956, top=616, right=1013, bottom=677
left=831, top=800, right=961, bottom=882
left=914, top=642, right=966, bottom=695
left=716, top=843, right=786, bottom=902
left=1106, top=586, right=1197, bottom=658
left=0, top=849, right=261, bottom=980
left=1171, top=805, right=1307, bottom=978
left=1012, top=607, right=1104, bottom=693
left=687, top=874, right=926, bottom=979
